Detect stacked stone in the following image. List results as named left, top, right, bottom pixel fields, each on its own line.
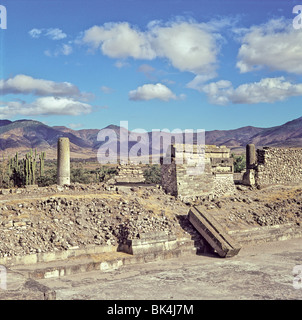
left=115, top=164, right=146, bottom=183
left=161, top=144, right=235, bottom=201
left=211, top=174, right=236, bottom=198
left=256, top=148, right=266, bottom=164
left=255, top=147, right=302, bottom=187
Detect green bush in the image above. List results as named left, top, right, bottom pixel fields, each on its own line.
left=143, top=164, right=161, bottom=184
left=36, top=168, right=57, bottom=186
left=231, top=153, right=246, bottom=173
left=94, top=166, right=118, bottom=182
left=71, top=167, right=91, bottom=184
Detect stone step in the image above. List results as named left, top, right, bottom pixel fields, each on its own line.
left=9, top=238, right=200, bottom=281
left=188, top=206, right=241, bottom=258
left=229, top=223, right=302, bottom=245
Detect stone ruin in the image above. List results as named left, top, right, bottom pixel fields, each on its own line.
left=113, top=163, right=145, bottom=184
left=243, top=144, right=302, bottom=188
left=160, top=143, right=302, bottom=199
left=56, top=138, right=302, bottom=197
left=1, top=138, right=302, bottom=297
left=94, top=141, right=236, bottom=199
left=57, top=137, right=70, bottom=186
left=161, top=144, right=235, bottom=201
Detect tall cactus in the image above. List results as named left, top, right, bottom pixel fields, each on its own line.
left=39, top=151, right=45, bottom=177
left=32, top=157, right=36, bottom=185
left=8, top=156, right=11, bottom=176
left=24, top=153, right=29, bottom=185
left=2, top=149, right=46, bottom=188
left=11, top=152, right=21, bottom=186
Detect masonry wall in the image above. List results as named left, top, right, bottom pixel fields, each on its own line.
left=161, top=144, right=235, bottom=200
left=115, top=164, right=145, bottom=183
left=255, top=147, right=302, bottom=187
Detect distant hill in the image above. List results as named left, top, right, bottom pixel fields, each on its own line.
left=0, top=117, right=301, bottom=158
left=205, top=126, right=265, bottom=148
left=248, top=117, right=302, bottom=147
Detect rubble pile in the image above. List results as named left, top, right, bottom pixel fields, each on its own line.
left=194, top=185, right=302, bottom=229
left=0, top=183, right=301, bottom=258
left=0, top=185, right=191, bottom=258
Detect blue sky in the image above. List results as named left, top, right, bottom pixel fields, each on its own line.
left=0, top=0, right=302, bottom=131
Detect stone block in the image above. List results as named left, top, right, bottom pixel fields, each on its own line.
left=188, top=206, right=241, bottom=258
left=118, top=232, right=177, bottom=255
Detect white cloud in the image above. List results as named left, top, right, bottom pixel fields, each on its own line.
left=129, top=83, right=177, bottom=101
left=82, top=22, right=156, bottom=59
left=61, top=44, right=73, bottom=55
left=81, top=20, right=221, bottom=78
left=45, top=28, right=67, bottom=40
left=0, top=74, right=89, bottom=100
left=29, top=28, right=67, bottom=40
left=149, top=21, right=219, bottom=75
left=100, top=86, right=114, bottom=94
left=28, top=28, right=43, bottom=38
left=0, top=97, right=92, bottom=118
left=29, top=28, right=71, bottom=57
left=201, top=80, right=234, bottom=105
left=44, top=44, right=73, bottom=57
left=201, top=77, right=302, bottom=105
left=186, top=73, right=218, bottom=90
left=237, top=18, right=302, bottom=74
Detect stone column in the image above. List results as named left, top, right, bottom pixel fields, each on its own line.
left=57, top=137, right=70, bottom=185
left=243, top=144, right=256, bottom=186
left=246, top=144, right=256, bottom=169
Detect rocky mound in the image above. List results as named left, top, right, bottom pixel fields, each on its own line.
left=0, top=184, right=195, bottom=258
left=193, top=185, right=302, bottom=229
left=0, top=183, right=301, bottom=259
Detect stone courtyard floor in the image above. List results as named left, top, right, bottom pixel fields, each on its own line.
left=37, top=237, right=302, bottom=300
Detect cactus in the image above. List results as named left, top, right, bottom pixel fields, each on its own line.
left=11, top=152, right=20, bottom=186
left=1, top=149, right=46, bottom=188
left=39, top=151, right=45, bottom=177
left=24, top=154, right=29, bottom=185
left=32, top=157, right=36, bottom=185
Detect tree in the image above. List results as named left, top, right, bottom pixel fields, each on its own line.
left=231, top=153, right=246, bottom=173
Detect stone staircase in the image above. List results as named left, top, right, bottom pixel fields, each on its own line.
left=4, top=235, right=200, bottom=282
left=228, top=222, right=302, bottom=245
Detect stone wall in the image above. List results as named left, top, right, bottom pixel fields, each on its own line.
left=114, top=164, right=145, bottom=183
left=161, top=144, right=235, bottom=201
left=255, top=147, right=302, bottom=187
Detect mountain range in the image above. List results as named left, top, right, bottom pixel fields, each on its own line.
left=0, top=117, right=301, bottom=158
